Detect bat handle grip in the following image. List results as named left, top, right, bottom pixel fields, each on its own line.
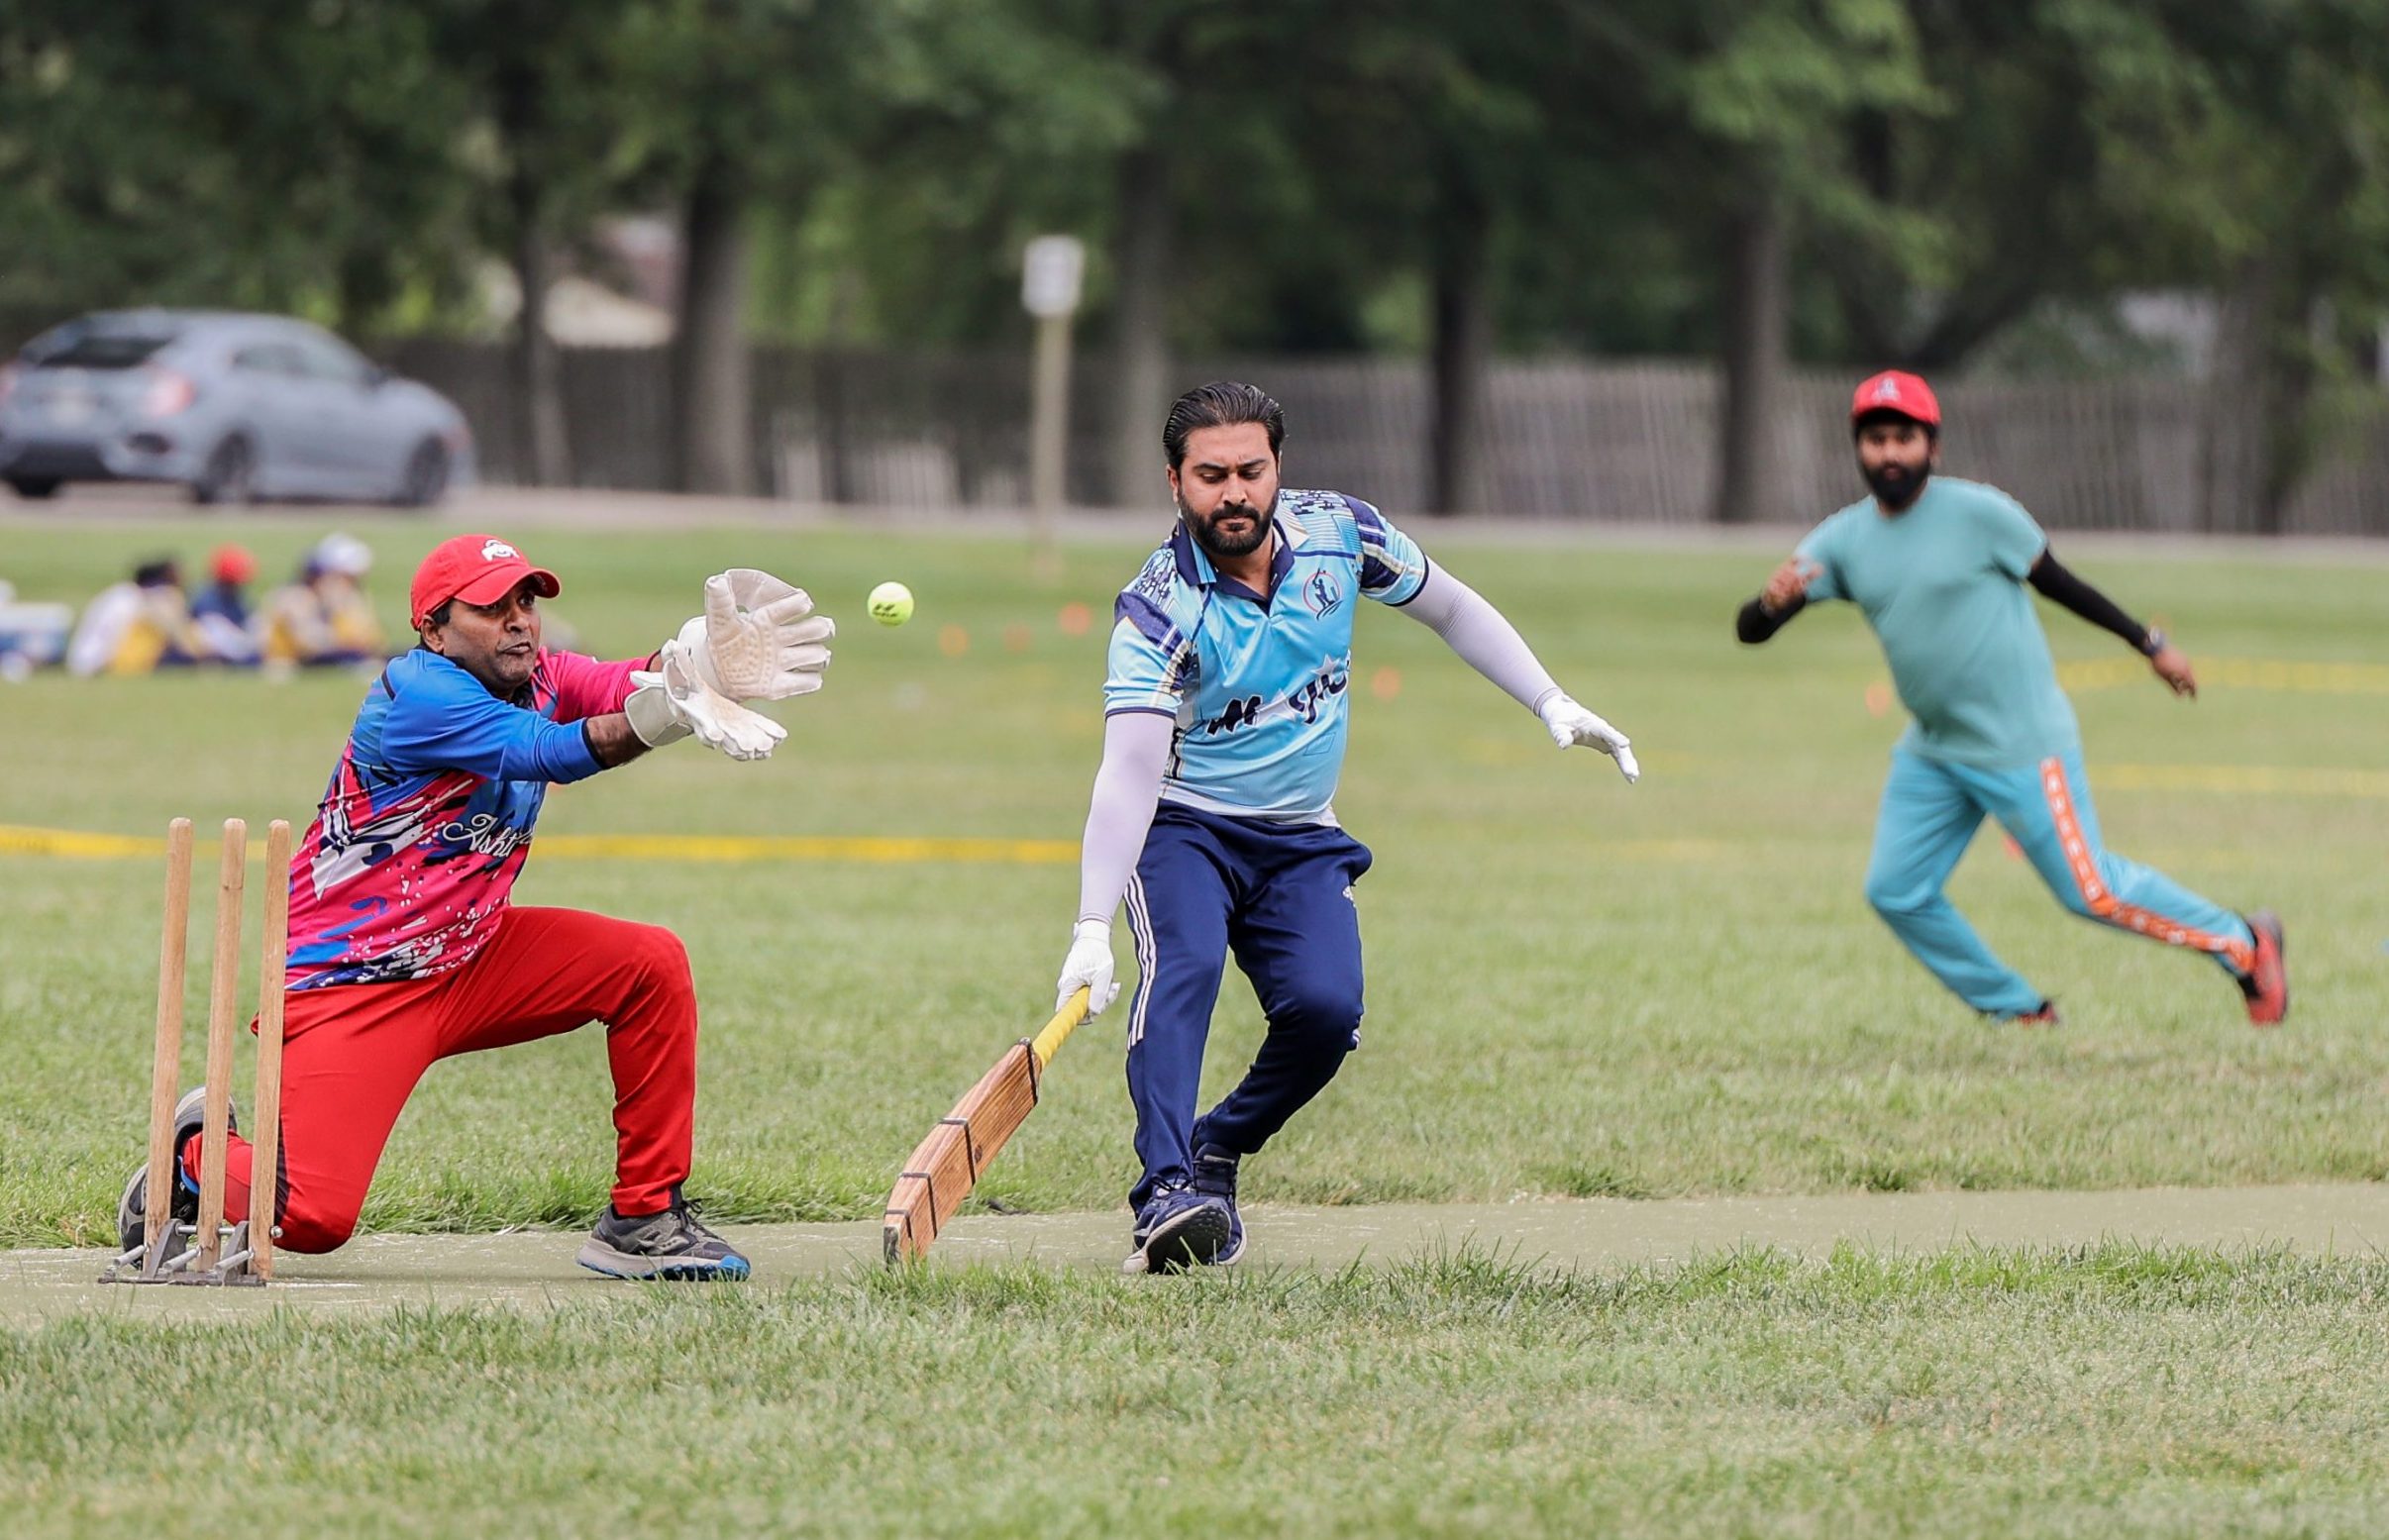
left=1030, top=986, right=1092, bottom=1069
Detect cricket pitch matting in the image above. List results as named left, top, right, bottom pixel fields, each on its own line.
left=6, top=1183, right=2389, bottom=1322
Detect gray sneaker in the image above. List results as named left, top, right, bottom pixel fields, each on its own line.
left=576, top=1188, right=751, bottom=1282
left=116, top=1087, right=234, bottom=1257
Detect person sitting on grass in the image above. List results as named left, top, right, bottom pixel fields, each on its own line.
left=262, top=533, right=389, bottom=671
left=188, top=544, right=261, bottom=665
left=66, top=558, right=215, bottom=676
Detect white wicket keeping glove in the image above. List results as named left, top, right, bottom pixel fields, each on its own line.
left=1055, top=919, right=1121, bottom=1017
left=626, top=640, right=788, bottom=762
left=1539, top=693, right=1639, bottom=782
left=673, top=568, right=835, bottom=702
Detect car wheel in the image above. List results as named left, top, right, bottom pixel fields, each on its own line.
left=6, top=477, right=61, bottom=500
left=394, top=439, right=450, bottom=508
left=191, top=436, right=256, bottom=506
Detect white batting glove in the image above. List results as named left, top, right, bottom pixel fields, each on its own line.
left=1056, top=919, right=1121, bottom=1017
left=627, top=640, right=788, bottom=762
left=673, top=568, right=835, bottom=702
left=1539, top=693, right=1639, bottom=782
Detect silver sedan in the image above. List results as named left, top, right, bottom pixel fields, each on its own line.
left=0, top=309, right=474, bottom=506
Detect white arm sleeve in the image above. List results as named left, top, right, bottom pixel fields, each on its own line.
left=1075, top=710, right=1174, bottom=924
left=1399, top=565, right=1565, bottom=715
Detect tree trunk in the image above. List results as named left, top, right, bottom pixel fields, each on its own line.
left=2201, top=257, right=2277, bottom=535
left=1427, top=194, right=1493, bottom=515
left=1106, top=146, right=1172, bottom=508
left=674, top=154, right=753, bottom=497
left=2254, top=296, right=2332, bottom=535
left=1714, top=190, right=1787, bottom=525
left=510, top=213, right=573, bottom=487
left=495, top=49, right=571, bottom=490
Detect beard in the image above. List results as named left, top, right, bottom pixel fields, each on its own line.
left=1179, top=489, right=1277, bottom=559
left=1864, top=461, right=1930, bottom=508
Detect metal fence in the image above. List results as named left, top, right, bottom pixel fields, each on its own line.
left=380, top=341, right=2389, bottom=535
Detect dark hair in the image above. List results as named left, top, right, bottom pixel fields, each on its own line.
left=423, top=598, right=455, bottom=629
left=1853, top=407, right=1938, bottom=443
left=1163, top=381, right=1285, bottom=468
left=133, top=559, right=181, bottom=589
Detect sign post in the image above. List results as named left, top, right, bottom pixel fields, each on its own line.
left=1022, top=236, right=1085, bottom=573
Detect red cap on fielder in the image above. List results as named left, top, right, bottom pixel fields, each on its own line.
left=1850, top=369, right=1940, bottom=429
left=409, top=533, right=562, bottom=628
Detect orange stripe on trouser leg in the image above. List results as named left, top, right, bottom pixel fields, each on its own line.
left=2038, top=758, right=2256, bottom=973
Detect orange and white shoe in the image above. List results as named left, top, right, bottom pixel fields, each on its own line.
left=2238, top=910, right=2288, bottom=1027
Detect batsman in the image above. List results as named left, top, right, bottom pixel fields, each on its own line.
left=1056, top=381, right=1639, bottom=1274
left=118, top=533, right=834, bottom=1281
left=1736, top=371, right=2287, bottom=1028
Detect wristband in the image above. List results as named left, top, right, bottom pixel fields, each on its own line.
left=2138, top=627, right=2166, bottom=658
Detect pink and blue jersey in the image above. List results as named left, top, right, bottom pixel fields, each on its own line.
left=285, top=647, right=645, bottom=990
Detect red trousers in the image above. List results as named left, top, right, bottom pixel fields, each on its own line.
left=184, top=906, right=698, bottom=1253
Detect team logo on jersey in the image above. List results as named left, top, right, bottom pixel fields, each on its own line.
left=1203, top=693, right=1267, bottom=736
left=1286, top=660, right=1348, bottom=724
left=481, top=539, right=520, bottom=562
left=1304, top=568, right=1344, bottom=618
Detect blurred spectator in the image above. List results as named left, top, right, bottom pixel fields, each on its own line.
left=67, top=558, right=215, bottom=676
left=0, top=579, right=71, bottom=680
left=189, top=544, right=261, bottom=664
left=263, top=532, right=388, bottom=670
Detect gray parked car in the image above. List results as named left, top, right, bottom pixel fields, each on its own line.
left=0, top=309, right=473, bottom=506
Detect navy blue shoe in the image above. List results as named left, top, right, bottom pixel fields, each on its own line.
left=1192, top=1146, right=1245, bottom=1266
left=1122, top=1181, right=1233, bottom=1275
left=576, top=1188, right=751, bottom=1282
left=116, top=1086, right=231, bottom=1258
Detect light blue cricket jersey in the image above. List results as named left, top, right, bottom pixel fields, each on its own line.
left=1104, top=489, right=1429, bottom=822
left=1796, top=476, right=2079, bottom=770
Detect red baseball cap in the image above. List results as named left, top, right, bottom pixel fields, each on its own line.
left=1850, top=369, right=1941, bottom=429
left=208, top=544, right=257, bottom=584
left=409, top=533, right=561, bottom=628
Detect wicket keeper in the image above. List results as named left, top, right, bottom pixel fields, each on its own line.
left=1736, top=371, right=2287, bottom=1027
left=119, top=533, right=833, bottom=1280
left=1055, top=381, right=1639, bottom=1274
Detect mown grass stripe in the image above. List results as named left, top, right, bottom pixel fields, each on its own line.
left=2100, top=764, right=2389, bottom=799
left=0, top=824, right=1077, bottom=866
left=2056, top=656, right=2389, bottom=693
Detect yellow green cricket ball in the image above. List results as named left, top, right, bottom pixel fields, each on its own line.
left=867, top=581, right=915, bottom=626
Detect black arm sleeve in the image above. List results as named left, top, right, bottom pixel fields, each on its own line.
left=1735, top=592, right=1806, bottom=645
left=2026, top=548, right=2150, bottom=652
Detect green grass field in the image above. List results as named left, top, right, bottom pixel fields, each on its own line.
left=10, top=1247, right=2389, bottom=1538
left=3, top=515, right=2384, bottom=1535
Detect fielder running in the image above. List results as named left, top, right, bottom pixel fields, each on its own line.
left=1055, top=381, right=1639, bottom=1274
left=1736, top=370, right=2287, bottom=1027
left=118, top=533, right=833, bottom=1280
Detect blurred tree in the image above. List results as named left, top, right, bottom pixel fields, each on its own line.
left=424, top=0, right=656, bottom=486
left=624, top=0, right=1135, bottom=496
left=1635, top=0, right=1934, bottom=524
left=0, top=1, right=472, bottom=336
left=6, top=0, right=2384, bottom=526
left=2090, top=1, right=2389, bottom=531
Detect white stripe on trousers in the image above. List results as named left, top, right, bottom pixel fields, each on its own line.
left=1123, top=873, right=1158, bottom=1048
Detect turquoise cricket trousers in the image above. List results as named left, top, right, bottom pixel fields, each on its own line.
left=1864, top=747, right=2255, bottom=1018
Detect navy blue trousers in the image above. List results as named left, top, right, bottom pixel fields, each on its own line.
left=1122, top=804, right=1373, bottom=1209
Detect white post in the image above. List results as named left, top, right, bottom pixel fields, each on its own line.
left=1022, top=236, right=1086, bottom=572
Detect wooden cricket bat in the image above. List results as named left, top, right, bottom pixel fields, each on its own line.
left=882, top=986, right=1091, bottom=1264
